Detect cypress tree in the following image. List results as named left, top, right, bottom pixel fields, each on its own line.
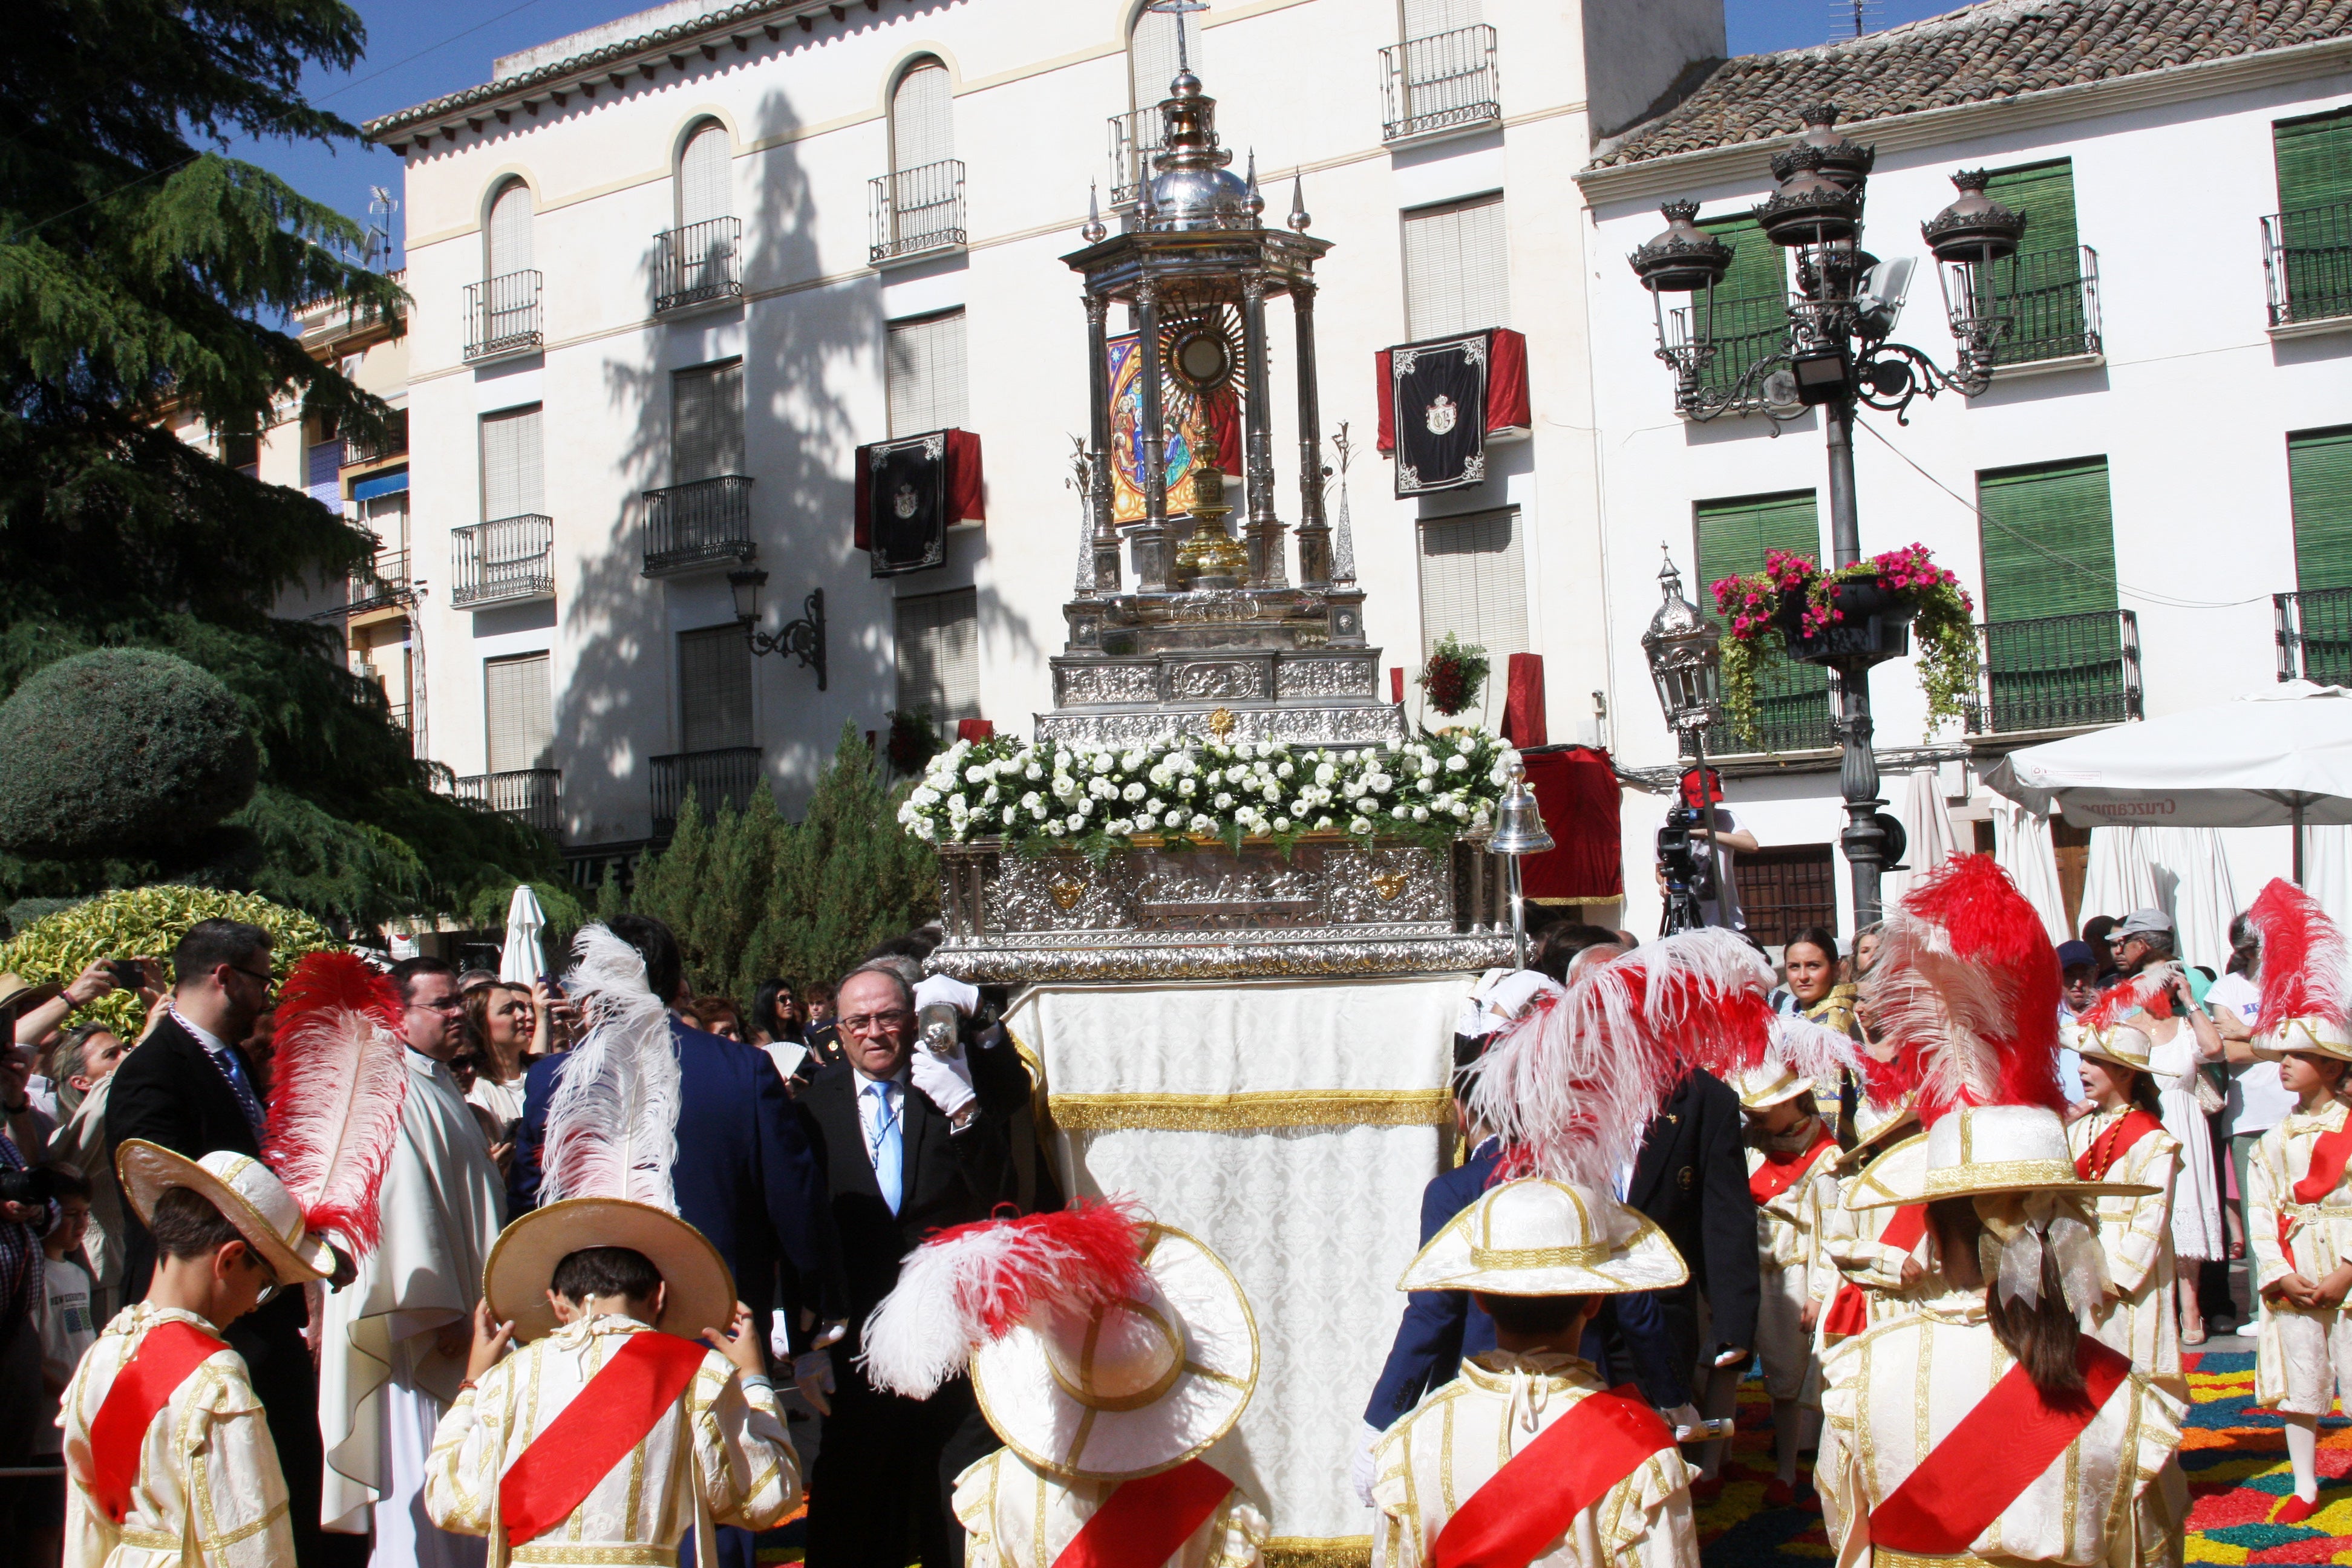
left=766, top=724, right=939, bottom=993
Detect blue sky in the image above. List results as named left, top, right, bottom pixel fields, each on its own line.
left=231, top=0, right=1964, bottom=262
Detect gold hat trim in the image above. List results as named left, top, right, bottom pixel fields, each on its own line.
left=1049, top=1088, right=1453, bottom=1132
left=1042, top=1297, right=1187, bottom=1414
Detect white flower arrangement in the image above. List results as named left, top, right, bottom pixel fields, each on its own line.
left=897, top=730, right=1512, bottom=851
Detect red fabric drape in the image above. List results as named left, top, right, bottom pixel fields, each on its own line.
left=1500, top=652, right=1546, bottom=748
left=956, top=719, right=995, bottom=743
left=1390, top=666, right=1405, bottom=704
left=1518, top=746, right=1624, bottom=902
left=854, top=428, right=984, bottom=550
left=1374, top=329, right=1530, bottom=454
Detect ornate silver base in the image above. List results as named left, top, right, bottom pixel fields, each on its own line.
left=931, top=836, right=1511, bottom=983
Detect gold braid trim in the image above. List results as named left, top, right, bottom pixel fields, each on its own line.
left=1263, top=1537, right=1374, bottom=1567
left=1050, top=1089, right=1454, bottom=1132
left=510, top=1547, right=679, bottom=1565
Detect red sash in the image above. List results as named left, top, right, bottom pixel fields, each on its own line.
left=1433, top=1387, right=1674, bottom=1568
left=1052, top=1459, right=1233, bottom=1567
left=1821, top=1204, right=1930, bottom=1339
left=1869, top=1339, right=2133, bottom=1555
left=2074, top=1109, right=2161, bottom=1182
left=87, top=1319, right=228, bottom=1524
left=2279, top=1115, right=2352, bottom=1269
left=1749, top=1126, right=1836, bottom=1206
left=498, top=1331, right=712, bottom=1546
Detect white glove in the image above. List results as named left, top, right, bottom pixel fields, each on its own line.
left=910, top=1043, right=977, bottom=1119
left=792, top=1348, right=835, bottom=1416
left=1664, top=1402, right=1705, bottom=1440
left=1350, top=1420, right=1383, bottom=1508
left=914, top=973, right=981, bottom=1016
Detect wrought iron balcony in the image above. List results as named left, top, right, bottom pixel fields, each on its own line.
left=650, top=746, right=763, bottom=838
left=1673, top=292, right=1792, bottom=414
left=1983, top=245, right=2102, bottom=365
left=342, top=410, right=408, bottom=468
left=868, top=159, right=967, bottom=264
left=454, top=768, right=561, bottom=838
left=451, top=514, right=555, bottom=608
left=347, top=548, right=411, bottom=613
left=643, top=475, right=754, bottom=576
left=1687, top=663, right=1837, bottom=757
left=1107, top=108, right=1166, bottom=209
left=2277, top=588, right=2352, bottom=685
left=2264, top=200, right=2352, bottom=328
left=465, top=270, right=543, bottom=361
left=1379, top=24, right=1501, bottom=143
left=655, top=217, right=743, bottom=313
left=385, top=703, right=414, bottom=755
left=1965, top=609, right=2143, bottom=734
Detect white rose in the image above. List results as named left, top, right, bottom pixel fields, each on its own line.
left=1123, top=781, right=1147, bottom=802
left=1191, top=814, right=1215, bottom=834
left=965, top=765, right=987, bottom=784
left=1413, top=806, right=1430, bottom=822
left=1025, top=763, right=1044, bottom=781
left=1392, top=805, right=1410, bottom=820
left=1215, top=792, right=1235, bottom=809
left=1452, top=801, right=1471, bottom=819
left=1067, top=814, right=1085, bottom=832
left=1077, top=798, right=1094, bottom=817
left=1273, top=817, right=1292, bottom=832
left=912, top=818, right=936, bottom=841
left=1277, top=761, right=1295, bottom=779
left=1164, top=810, right=1184, bottom=828
left=1002, top=806, right=1018, bottom=825
left=1316, top=815, right=1336, bottom=830
left=1348, top=815, right=1373, bottom=835
left=1420, top=756, right=1439, bottom=777
left=1178, top=779, right=1197, bottom=797
left=982, top=785, right=1001, bottom=805
left=1021, top=791, right=1042, bottom=810
left=1122, top=750, right=1146, bottom=771
left=1092, top=754, right=1113, bottom=774
left=1031, top=802, right=1050, bottom=820
left=1315, top=763, right=1336, bottom=785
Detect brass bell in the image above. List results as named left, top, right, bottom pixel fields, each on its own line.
left=1487, top=755, right=1555, bottom=858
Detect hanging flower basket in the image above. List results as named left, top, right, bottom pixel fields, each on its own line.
left=1710, top=544, right=1981, bottom=750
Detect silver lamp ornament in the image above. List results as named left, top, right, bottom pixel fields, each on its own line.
left=1487, top=755, right=1555, bottom=969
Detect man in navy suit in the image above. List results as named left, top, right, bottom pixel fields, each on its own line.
left=508, top=916, right=838, bottom=1568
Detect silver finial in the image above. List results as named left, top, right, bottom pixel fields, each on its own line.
left=1068, top=435, right=1096, bottom=595
left=1288, top=173, right=1311, bottom=232
left=1082, top=181, right=1106, bottom=244
left=1244, top=149, right=1263, bottom=218
left=1148, top=0, right=1207, bottom=83
left=1330, top=423, right=1356, bottom=584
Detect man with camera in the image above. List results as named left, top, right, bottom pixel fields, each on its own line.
left=1657, top=768, right=1760, bottom=933
left=0, top=975, right=62, bottom=1550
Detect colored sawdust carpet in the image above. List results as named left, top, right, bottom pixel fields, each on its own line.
left=754, top=1353, right=2307, bottom=1564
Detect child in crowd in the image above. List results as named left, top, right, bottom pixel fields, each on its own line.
left=60, top=1144, right=333, bottom=1568
left=1733, top=1063, right=1842, bottom=1508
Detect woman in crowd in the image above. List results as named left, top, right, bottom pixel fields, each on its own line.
left=2068, top=1008, right=2187, bottom=1396
left=460, top=981, right=531, bottom=1128
left=2137, top=965, right=2228, bottom=1344
left=695, top=997, right=746, bottom=1041
left=1776, top=925, right=1861, bottom=1131
left=749, top=979, right=803, bottom=1047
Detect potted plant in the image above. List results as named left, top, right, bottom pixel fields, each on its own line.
left=1416, top=633, right=1491, bottom=719
left=1710, top=543, right=1982, bottom=750
left=885, top=706, right=942, bottom=777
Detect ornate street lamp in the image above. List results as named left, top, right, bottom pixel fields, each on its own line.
left=1640, top=553, right=1726, bottom=929
left=727, top=569, right=828, bottom=690
left=1627, top=104, right=2022, bottom=925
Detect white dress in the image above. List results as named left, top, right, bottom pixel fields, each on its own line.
left=2148, top=1022, right=2224, bottom=1264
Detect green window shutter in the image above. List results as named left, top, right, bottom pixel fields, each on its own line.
left=1976, top=458, right=2116, bottom=621
left=1985, top=160, right=2077, bottom=258
left=2292, top=426, right=2352, bottom=593
left=1702, top=215, right=1784, bottom=304
left=1984, top=160, right=2086, bottom=362
left=1694, top=491, right=1832, bottom=750
left=2276, top=108, right=2352, bottom=214
left=1976, top=457, right=2129, bottom=730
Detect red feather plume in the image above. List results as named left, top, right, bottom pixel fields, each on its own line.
left=2249, top=878, right=2351, bottom=1036
left=2073, top=965, right=2179, bottom=1038
left=263, top=952, right=409, bottom=1256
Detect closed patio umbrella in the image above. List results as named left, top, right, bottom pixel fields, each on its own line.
left=499, top=884, right=547, bottom=984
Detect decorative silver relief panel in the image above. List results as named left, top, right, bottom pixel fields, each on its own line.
left=1322, top=845, right=1452, bottom=924
left=1054, top=662, right=1162, bottom=707
left=930, top=933, right=1514, bottom=984
left=1166, top=660, right=1272, bottom=702
left=1277, top=656, right=1377, bottom=699
left=1033, top=704, right=1409, bottom=749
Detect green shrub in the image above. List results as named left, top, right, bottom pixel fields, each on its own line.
left=0, top=650, right=258, bottom=860
left=0, top=884, right=336, bottom=1036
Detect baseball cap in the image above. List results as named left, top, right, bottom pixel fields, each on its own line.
left=2113, top=909, right=2172, bottom=939
left=2055, top=940, right=2097, bottom=970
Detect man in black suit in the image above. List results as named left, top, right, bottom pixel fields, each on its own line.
left=794, top=961, right=1021, bottom=1568
left=107, top=919, right=358, bottom=1567
left=1625, top=1065, right=1758, bottom=1494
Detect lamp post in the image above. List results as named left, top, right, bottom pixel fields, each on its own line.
left=1639, top=553, right=1726, bottom=930
left=1627, top=105, right=2023, bottom=926
left=727, top=569, right=829, bottom=690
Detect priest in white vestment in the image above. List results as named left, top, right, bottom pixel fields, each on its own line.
left=319, top=958, right=505, bottom=1567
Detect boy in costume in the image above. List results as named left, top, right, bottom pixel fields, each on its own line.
left=860, top=1198, right=1268, bottom=1568
left=2241, top=878, right=2352, bottom=1521
left=423, top=927, right=802, bottom=1563
left=1730, top=1059, right=1844, bottom=1506
left=1368, top=927, right=1849, bottom=1567
left=2068, top=973, right=2187, bottom=1398
left=1814, top=1089, right=1934, bottom=1357
left=60, top=1146, right=332, bottom=1568
left=1817, top=855, right=2187, bottom=1568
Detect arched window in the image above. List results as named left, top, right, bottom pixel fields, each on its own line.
left=1128, top=3, right=1205, bottom=111
left=677, top=120, right=731, bottom=227
left=486, top=178, right=533, bottom=279
left=889, top=58, right=953, bottom=174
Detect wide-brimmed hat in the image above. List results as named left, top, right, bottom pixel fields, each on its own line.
left=0, top=973, right=63, bottom=1017
left=2074, top=1021, right=2156, bottom=1073
left=484, top=1198, right=737, bottom=1343
left=1834, top=1092, right=1919, bottom=1172
left=1730, top=1062, right=1815, bottom=1112
left=1400, top=1178, right=1689, bottom=1297
left=1845, top=1103, right=2156, bottom=1207
left=116, top=1142, right=332, bottom=1284
left=1838, top=1129, right=1929, bottom=1210
left=967, top=1221, right=1256, bottom=1482
left=2241, top=880, right=2352, bottom=1063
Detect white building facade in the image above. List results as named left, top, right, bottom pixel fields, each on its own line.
left=1577, top=5, right=2352, bottom=941
left=365, top=0, right=1721, bottom=877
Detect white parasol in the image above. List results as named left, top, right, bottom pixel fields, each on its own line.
left=498, top=884, right=548, bottom=984
left=1982, top=681, right=2352, bottom=881
left=1889, top=768, right=1962, bottom=904
left=1991, top=800, right=2069, bottom=945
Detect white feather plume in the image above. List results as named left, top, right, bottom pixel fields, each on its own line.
left=1468, top=928, right=1777, bottom=1186
left=1867, top=910, right=2021, bottom=1115
left=541, top=924, right=682, bottom=1212
left=1768, top=1012, right=1864, bottom=1084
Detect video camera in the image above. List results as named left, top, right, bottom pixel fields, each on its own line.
left=1656, top=801, right=1716, bottom=933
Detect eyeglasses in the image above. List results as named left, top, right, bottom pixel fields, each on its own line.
left=408, top=995, right=467, bottom=1013
left=839, top=1010, right=915, bottom=1035
left=226, top=963, right=276, bottom=993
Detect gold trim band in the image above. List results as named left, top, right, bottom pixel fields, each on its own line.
left=1921, top=1160, right=2077, bottom=1194
left=1050, top=1089, right=1454, bottom=1132
left=1264, top=1538, right=1374, bottom=1568
left=511, top=1548, right=678, bottom=1565
left=1468, top=1242, right=1613, bottom=1268
left=1872, top=1552, right=1995, bottom=1568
